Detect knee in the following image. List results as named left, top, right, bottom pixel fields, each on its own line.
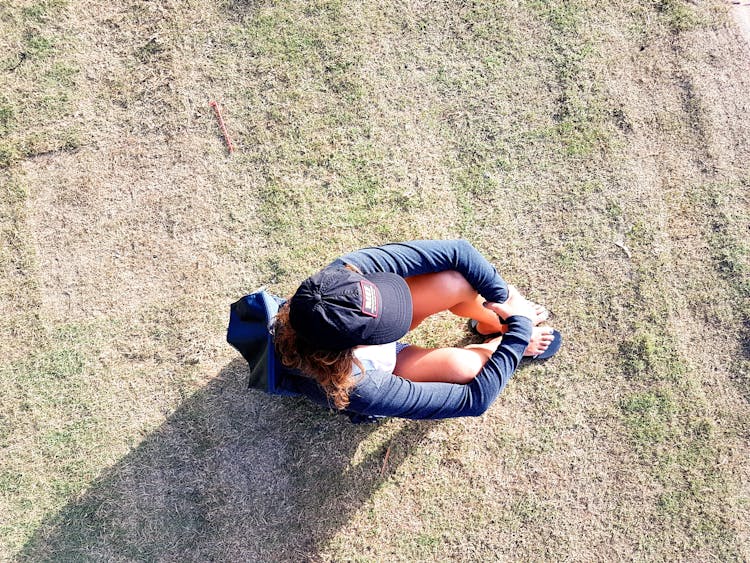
left=444, top=352, right=484, bottom=384
left=440, top=270, right=476, bottom=298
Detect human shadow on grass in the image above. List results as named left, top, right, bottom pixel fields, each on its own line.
left=20, top=359, right=439, bottom=561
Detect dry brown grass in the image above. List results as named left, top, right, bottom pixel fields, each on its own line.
left=1, top=0, right=749, bottom=560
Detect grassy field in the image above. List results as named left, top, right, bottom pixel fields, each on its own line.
left=1, top=0, right=749, bottom=560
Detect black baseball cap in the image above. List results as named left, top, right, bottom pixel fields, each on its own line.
left=289, top=266, right=413, bottom=351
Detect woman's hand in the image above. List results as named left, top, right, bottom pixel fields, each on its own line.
left=484, top=288, right=537, bottom=322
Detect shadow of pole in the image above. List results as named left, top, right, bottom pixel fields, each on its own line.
left=20, top=359, right=439, bottom=561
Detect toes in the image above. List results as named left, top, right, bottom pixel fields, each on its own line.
left=525, top=326, right=557, bottom=356
left=531, top=303, right=550, bottom=324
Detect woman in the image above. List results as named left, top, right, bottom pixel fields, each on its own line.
left=272, top=239, right=561, bottom=421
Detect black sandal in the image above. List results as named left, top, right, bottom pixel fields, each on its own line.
left=467, top=319, right=504, bottom=339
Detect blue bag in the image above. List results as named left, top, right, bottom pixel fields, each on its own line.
left=227, top=291, right=383, bottom=423
left=226, top=290, right=296, bottom=395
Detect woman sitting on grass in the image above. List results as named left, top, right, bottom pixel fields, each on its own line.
left=272, top=239, right=561, bottom=421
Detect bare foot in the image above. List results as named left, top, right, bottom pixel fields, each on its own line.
left=481, top=324, right=555, bottom=357
left=492, top=285, right=550, bottom=326
left=523, top=326, right=555, bottom=357
left=474, top=302, right=550, bottom=336
left=531, top=303, right=549, bottom=325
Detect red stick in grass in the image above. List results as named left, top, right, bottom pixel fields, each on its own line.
left=380, top=445, right=391, bottom=477
left=210, top=100, right=235, bottom=154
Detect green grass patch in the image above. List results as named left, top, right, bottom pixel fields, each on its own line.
left=528, top=1, right=614, bottom=158
left=0, top=99, right=14, bottom=136
left=21, top=0, right=69, bottom=23
left=23, top=32, right=55, bottom=59
left=1, top=320, right=108, bottom=554
left=621, top=388, right=676, bottom=448
left=0, top=175, right=42, bottom=359
left=685, top=181, right=750, bottom=401
left=707, top=208, right=749, bottom=283
left=620, top=385, right=738, bottom=557
left=0, top=1, right=81, bottom=167
left=619, top=328, right=686, bottom=381
left=655, top=0, right=702, bottom=33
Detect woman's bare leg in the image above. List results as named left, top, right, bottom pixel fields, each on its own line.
left=395, top=271, right=501, bottom=382
left=394, top=328, right=556, bottom=384
left=393, top=339, right=499, bottom=383
left=405, top=271, right=549, bottom=333
left=397, top=272, right=556, bottom=383
left=405, top=271, right=503, bottom=333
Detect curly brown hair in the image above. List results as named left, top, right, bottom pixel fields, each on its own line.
left=273, top=301, right=364, bottom=410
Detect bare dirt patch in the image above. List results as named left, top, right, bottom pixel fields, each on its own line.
left=24, top=138, right=225, bottom=317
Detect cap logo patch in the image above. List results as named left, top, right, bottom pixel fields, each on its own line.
left=360, top=280, right=379, bottom=318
